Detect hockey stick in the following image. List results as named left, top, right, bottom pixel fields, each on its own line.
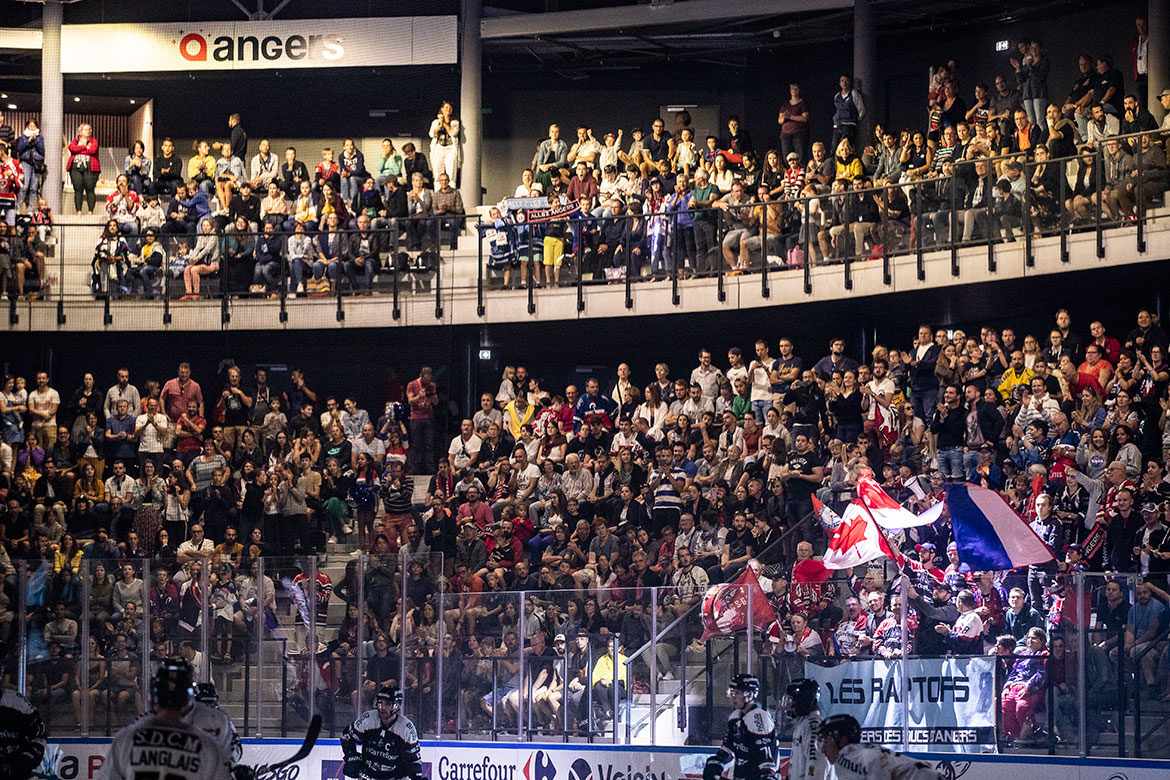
left=254, top=714, right=322, bottom=776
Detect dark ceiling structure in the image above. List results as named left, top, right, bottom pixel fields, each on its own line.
left=0, top=0, right=1135, bottom=81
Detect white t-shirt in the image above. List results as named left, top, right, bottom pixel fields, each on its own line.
left=448, top=433, right=483, bottom=470
left=749, top=360, right=774, bottom=402
left=29, top=386, right=60, bottom=428
left=514, top=462, right=541, bottom=495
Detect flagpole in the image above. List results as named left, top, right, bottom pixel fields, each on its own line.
left=900, top=573, right=910, bottom=753
left=746, top=582, right=754, bottom=675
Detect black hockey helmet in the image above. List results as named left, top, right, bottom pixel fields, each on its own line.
left=152, top=658, right=195, bottom=711
left=375, top=685, right=403, bottom=709
left=819, top=713, right=862, bottom=745
left=727, top=673, right=761, bottom=702
left=782, top=678, right=820, bottom=717
left=194, top=681, right=219, bottom=706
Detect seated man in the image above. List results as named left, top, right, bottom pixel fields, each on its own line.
left=715, top=181, right=754, bottom=271
left=344, top=214, right=382, bottom=293
left=253, top=222, right=284, bottom=295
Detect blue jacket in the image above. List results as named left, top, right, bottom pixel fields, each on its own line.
left=180, top=190, right=213, bottom=221
left=15, top=134, right=45, bottom=166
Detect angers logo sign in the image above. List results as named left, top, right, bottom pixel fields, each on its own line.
left=176, top=30, right=344, bottom=64
left=58, top=17, right=457, bottom=73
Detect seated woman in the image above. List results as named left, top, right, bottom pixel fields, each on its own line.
left=287, top=221, right=316, bottom=295
left=313, top=212, right=347, bottom=290
left=181, top=218, right=221, bottom=300
left=187, top=139, right=216, bottom=196
left=260, top=181, right=289, bottom=228
left=1000, top=627, right=1048, bottom=743
left=315, top=182, right=351, bottom=229
left=285, top=179, right=319, bottom=233
left=124, top=141, right=152, bottom=195
left=213, top=142, right=245, bottom=215
left=221, top=214, right=256, bottom=294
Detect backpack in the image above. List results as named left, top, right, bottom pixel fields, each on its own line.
left=786, top=245, right=805, bottom=269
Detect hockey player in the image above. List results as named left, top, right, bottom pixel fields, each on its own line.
left=818, top=714, right=941, bottom=780
left=186, top=682, right=244, bottom=766
left=782, top=679, right=824, bottom=780
left=341, top=686, right=423, bottom=780
left=100, top=659, right=232, bottom=780
left=705, top=674, right=778, bottom=780
left=0, top=687, right=46, bottom=780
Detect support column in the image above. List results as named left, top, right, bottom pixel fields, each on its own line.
left=1150, top=0, right=1169, bottom=120
left=460, top=0, right=483, bottom=209
left=41, top=1, right=64, bottom=215
left=853, top=0, right=876, bottom=142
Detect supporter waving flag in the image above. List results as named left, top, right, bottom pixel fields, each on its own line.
left=814, top=496, right=904, bottom=569
left=945, top=482, right=1056, bottom=571
left=857, top=472, right=934, bottom=529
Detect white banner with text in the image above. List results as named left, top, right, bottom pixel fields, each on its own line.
left=58, top=17, right=456, bottom=73
left=806, top=656, right=999, bottom=752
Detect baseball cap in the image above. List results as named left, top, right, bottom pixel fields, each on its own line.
left=1064, top=543, right=1083, bottom=554
left=1140, top=501, right=1159, bottom=513
left=1160, top=89, right=1170, bottom=98
left=915, top=543, right=936, bottom=553
left=947, top=542, right=958, bottom=553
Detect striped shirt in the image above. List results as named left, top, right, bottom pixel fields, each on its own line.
left=652, top=466, right=687, bottom=511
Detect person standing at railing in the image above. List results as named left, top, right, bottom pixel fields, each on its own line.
left=1012, top=40, right=1050, bottom=125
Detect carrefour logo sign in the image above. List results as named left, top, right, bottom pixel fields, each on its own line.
left=58, top=17, right=456, bottom=73
left=176, top=30, right=344, bottom=63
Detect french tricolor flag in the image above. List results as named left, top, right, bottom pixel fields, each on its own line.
left=945, top=483, right=1055, bottom=571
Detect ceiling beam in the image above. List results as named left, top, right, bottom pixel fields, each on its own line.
left=481, top=0, right=854, bottom=40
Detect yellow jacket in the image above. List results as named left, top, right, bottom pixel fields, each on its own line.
left=591, top=650, right=629, bottom=686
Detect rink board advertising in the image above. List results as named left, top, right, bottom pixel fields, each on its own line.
left=38, top=739, right=1170, bottom=780
left=805, top=656, right=998, bottom=751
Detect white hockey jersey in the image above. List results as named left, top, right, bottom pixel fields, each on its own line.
left=829, top=744, right=939, bottom=780
left=787, top=711, right=825, bottom=780
left=184, top=702, right=243, bottom=763
left=99, top=713, right=232, bottom=780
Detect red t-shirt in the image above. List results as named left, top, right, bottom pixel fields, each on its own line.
left=406, top=378, right=435, bottom=420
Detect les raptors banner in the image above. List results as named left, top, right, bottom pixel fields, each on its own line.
left=58, top=17, right=457, bottom=73
left=804, top=656, right=998, bottom=753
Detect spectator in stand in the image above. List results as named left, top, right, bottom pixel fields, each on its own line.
left=338, top=138, right=367, bottom=202
left=280, top=146, right=310, bottom=198
left=407, top=367, right=438, bottom=473
left=153, top=138, right=184, bottom=197
left=14, top=120, right=43, bottom=213
left=1012, top=40, right=1050, bottom=125
left=429, top=102, right=462, bottom=182
left=249, top=138, right=279, bottom=193
left=67, top=123, right=100, bottom=214
left=375, top=139, right=405, bottom=193
left=402, top=142, right=432, bottom=188
left=106, top=175, right=141, bottom=252
left=188, top=140, right=216, bottom=197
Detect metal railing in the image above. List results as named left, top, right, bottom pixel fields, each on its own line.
left=6, top=130, right=1168, bottom=328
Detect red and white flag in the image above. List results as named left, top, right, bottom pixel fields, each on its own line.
left=700, top=566, right=779, bottom=640
left=820, top=499, right=904, bottom=570
left=857, top=473, right=934, bottom=530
